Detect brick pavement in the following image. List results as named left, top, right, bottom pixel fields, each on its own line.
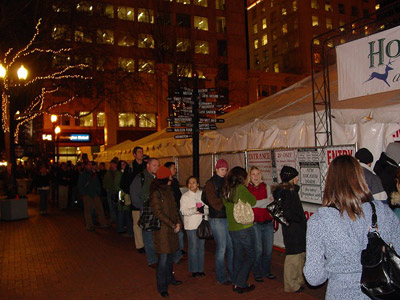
left=0, top=194, right=327, bottom=300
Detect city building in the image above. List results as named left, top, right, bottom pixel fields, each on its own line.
left=247, top=0, right=379, bottom=75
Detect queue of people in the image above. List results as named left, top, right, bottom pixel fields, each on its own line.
left=25, top=142, right=400, bottom=299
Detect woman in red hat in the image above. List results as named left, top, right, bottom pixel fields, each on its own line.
left=149, top=166, right=183, bottom=298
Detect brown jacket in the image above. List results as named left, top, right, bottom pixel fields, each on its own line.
left=149, top=185, right=181, bottom=254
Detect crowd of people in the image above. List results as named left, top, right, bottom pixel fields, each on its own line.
left=14, top=142, right=400, bottom=299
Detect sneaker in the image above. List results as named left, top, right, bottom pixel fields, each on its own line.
left=137, top=247, right=145, bottom=254
left=242, top=284, right=256, bottom=293
left=254, top=276, right=264, bottom=282
left=232, top=285, right=244, bottom=294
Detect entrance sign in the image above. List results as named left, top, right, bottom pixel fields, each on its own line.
left=337, top=25, right=400, bottom=100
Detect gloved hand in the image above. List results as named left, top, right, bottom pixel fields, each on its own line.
left=197, top=205, right=205, bottom=214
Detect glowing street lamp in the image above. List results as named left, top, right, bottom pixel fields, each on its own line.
left=17, top=65, right=28, bottom=80
left=55, top=126, right=61, bottom=163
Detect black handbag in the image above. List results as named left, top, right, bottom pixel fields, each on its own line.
left=196, top=215, right=213, bottom=239
left=360, top=202, right=400, bottom=300
left=137, top=200, right=161, bottom=232
left=266, top=198, right=289, bottom=226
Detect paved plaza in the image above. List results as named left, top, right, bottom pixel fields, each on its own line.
left=0, top=194, right=326, bottom=300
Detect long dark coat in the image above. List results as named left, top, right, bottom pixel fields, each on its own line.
left=272, top=184, right=307, bottom=255
left=149, top=184, right=181, bottom=254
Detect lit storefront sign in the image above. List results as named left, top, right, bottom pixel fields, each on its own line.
left=59, top=133, right=91, bottom=142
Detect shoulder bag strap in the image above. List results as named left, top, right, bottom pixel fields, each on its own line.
left=369, top=201, right=377, bottom=230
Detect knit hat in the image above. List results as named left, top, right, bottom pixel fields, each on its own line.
left=280, top=166, right=299, bottom=183
left=216, top=159, right=228, bottom=169
left=355, top=148, right=373, bottom=164
left=156, top=166, right=172, bottom=179
left=386, top=142, right=400, bottom=165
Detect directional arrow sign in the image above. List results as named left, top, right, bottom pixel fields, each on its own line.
left=174, top=134, right=193, bottom=139
left=199, top=110, right=217, bottom=115
left=169, top=122, right=193, bottom=127
left=198, top=88, right=215, bottom=93
left=166, top=127, right=193, bottom=133
left=167, top=117, right=193, bottom=122
left=199, top=118, right=225, bottom=123
left=199, top=124, right=217, bottom=130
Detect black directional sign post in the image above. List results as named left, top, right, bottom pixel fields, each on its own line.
left=167, top=76, right=226, bottom=180
left=192, top=73, right=200, bottom=179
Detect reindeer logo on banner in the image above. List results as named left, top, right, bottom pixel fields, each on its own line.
left=363, top=59, right=395, bottom=87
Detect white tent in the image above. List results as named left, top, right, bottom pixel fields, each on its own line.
left=96, top=66, right=400, bottom=163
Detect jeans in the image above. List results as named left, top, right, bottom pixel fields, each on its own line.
left=106, top=191, right=118, bottom=222
left=117, top=209, right=133, bottom=236
left=156, top=253, right=175, bottom=293
left=252, top=221, right=274, bottom=277
left=230, top=226, right=256, bottom=288
left=39, top=189, right=49, bottom=212
left=142, top=230, right=158, bottom=265
left=209, top=217, right=233, bottom=283
left=186, top=230, right=205, bottom=273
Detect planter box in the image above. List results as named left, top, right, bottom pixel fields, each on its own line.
left=0, top=197, right=28, bottom=221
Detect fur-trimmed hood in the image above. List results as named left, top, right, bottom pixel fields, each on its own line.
left=391, top=191, right=400, bottom=207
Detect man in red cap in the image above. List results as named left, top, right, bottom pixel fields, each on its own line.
left=202, top=159, right=233, bottom=285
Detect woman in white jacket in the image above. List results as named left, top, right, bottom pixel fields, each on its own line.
left=180, top=176, right=206, bottom=277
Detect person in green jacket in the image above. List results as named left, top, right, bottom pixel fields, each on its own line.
left=78, top=161, right=109, bottom=231
left=223, top=166, right=257, bottom=294
left=103, top=159, right=122, bottom=223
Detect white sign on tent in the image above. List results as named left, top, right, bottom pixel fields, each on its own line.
left=337, top=25, right=400, bottom=101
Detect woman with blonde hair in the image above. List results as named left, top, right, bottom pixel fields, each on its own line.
left=245, top=166, right=276, bottom=282
left=304, top=155, right=400, bottom=300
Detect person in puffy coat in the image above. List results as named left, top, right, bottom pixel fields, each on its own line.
left=272, top=166, right=307, bottom=293
left=149, top=166, right=182, bottom=298
left=180, top=176, right=206, bottom=277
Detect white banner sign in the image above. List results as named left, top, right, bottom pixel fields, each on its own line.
left=337, top=25, right=400, bottom=101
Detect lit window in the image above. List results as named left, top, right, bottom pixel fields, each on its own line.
left=177, top=0, right=191, bottom=4
left=52, top=54, right=71, bottom=68
left=262, top=34, right=268, bottom=46
left=194, top=0, right=207, bottom=7
left=52, top=25, right=70, bottom=40
left=216, top=0, right=225, bottom=10
left=272, top=30, right=277, bottom=40
left=274, top=63, right=279, bottom=73
left=282, top=8, right=287, bottom=15
left=139, top=114, right=156, bottom=128
left=76, top=1, right=93, bottom=14
left=217, top=17, right=226, bottom=33
left=97, top=3, right=114, bottom=18
left=325, top=3, right=332, bottom=12
left=97, top=29, right=114, bottom=44
left=375, top=4, right=380, bottom=10
left=312, top=16, right=319, bottom=27
left=97, top=112, right=105, bottom=127
left=176, top=38, right=191, bottom=52
left=253, top=24, right=258, bottom=34
left=254, top=39, right=259, bottom=49
left=314, top=53, right=321, bottom=63
left=195, top=41, right=209, bottom=54
left=340, top=38, right=346, bottom=44
left=292, top=0, right=297, bottom=11
left=194, top=16, right=209, bottom=31
left=313, top=38, right=320, bottom=45
left=327, top=41, right=333, bottom=47
left=339, top=21, right=345, bottom=31
left=326, top=18, right=333, bottom=29
left=138, top=8, right=154, bottom=23
left=118, top=58, right=135, bottom=72
left=311, top=0, right=318, bottom=9
left=282, top=24, right=288, bottom=35
left=117, top=6, right=134, bottom=21
left=138, top=60, right=155, bottom=73
left=118, top=113, right=136, bottom=127
left=138, top=34, right=154, bottom=48
left=118, top=32, right=134, bottom=47
left=79, top=112, right=93, bottom=126
left=177, top=64, right=192, bottom=77
left=262, top=18, right=267, bottom=29
left=75, top=27, right=92, bottom=43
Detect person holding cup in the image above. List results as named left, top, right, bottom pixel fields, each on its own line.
left=180, top=176, right=207, bottom=277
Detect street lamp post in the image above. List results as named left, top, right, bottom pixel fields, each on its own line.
left=54, top=126, right=61, bottom=163
left=0, top=63, right=28, bottom=198
left=50, top=115, right=58, bottom=162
